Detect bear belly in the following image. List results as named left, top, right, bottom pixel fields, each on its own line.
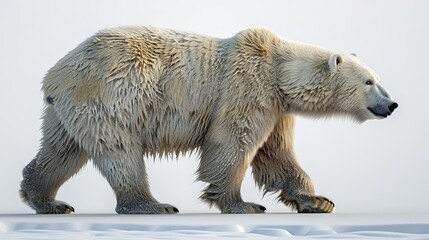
left=140, top=110, right=210, bottom=155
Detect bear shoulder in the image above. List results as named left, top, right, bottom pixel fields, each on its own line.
left=233, top=28, right=280, bottom=52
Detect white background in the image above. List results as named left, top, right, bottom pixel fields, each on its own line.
left=0, top=0, right=427, bottom=214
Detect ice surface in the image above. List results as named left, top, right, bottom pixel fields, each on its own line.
left=1, top=214, right=428, bottom=239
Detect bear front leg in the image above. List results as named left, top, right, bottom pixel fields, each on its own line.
left=20, top=107, right=89, bottom=214
left=198, top=138, right=266, bottom=214
left=251, top=115, right=335, bottom=213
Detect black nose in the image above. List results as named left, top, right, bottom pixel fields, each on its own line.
left=388, top=102, right=398, bottom=112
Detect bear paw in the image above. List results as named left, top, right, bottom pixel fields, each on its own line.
left=221, top=202, right=266, bottom=214
left=281, top=195, right=335, bottom=213
left=116, top=202, right=179, bottom=214
left=33, top=200, right=75, bottom=214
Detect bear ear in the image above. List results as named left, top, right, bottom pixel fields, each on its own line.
left=328, top=53, right=343, bottom=71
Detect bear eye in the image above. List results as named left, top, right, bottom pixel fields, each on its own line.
left=365, top=80, right=374, bottom=85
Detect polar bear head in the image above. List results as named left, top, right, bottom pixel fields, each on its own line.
left=327, top=53, right=398, bottom=122
left=278, top=51, right=398, bottom=123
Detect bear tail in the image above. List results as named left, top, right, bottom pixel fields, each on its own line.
left=45, top=96, right=54, bottom=105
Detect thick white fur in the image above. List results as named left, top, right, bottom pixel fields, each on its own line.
left=20, top=26, right=393, bottom=214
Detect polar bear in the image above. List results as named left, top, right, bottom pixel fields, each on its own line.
left=20, top=26, right=398, bottom=214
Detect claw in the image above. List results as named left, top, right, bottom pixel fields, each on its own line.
left=116, top=202, right=179, bottom=214
left=222, top=202, right=266, bottom=214
left=281, top=194, right=335, bottom=213
left=64, top=205, right=75, bottom=213
left=33, top=200, right=75, bottom=214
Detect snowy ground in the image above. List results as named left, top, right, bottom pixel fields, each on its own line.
left=0, top=214, right=428, bottom=239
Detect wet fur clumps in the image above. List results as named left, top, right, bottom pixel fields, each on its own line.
left=20, top=26, right=392, bottom=214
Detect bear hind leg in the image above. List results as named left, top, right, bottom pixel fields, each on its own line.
left=20, top=107, right=89, bottom=214
left=93, top=149, right=179, bottom=214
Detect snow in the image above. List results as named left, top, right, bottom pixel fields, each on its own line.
left=1, top=214, right=428, bottom=239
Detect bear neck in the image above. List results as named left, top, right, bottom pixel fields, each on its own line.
left=273, top=40, right=337, bottom=116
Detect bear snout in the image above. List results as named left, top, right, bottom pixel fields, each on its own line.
left=367, top=101, right=398, bottom=118
left=388, top=102, right=398, bottom=112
